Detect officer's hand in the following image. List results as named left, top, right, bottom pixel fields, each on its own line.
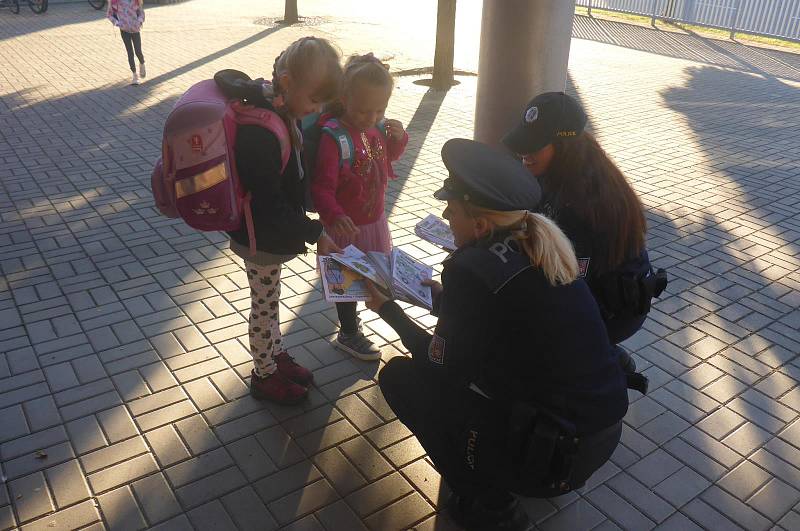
left=384, top=119, right=405, bottom=141
left=331, top=216, right=360, bottom=240
left=316, top=233, right=342, bottom=256
left=365, top=280, right=391, bottom=312
left=422, top=279, right=443, bottom=300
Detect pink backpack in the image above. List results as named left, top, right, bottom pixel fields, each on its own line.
left=151, top=79, right=291, bottom=255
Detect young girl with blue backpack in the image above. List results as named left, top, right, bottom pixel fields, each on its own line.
left=311, top=53, right=408, bottom=361
left=214, top=37, right=343, bottom=404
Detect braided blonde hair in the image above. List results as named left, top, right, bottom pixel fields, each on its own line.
left=268, top=36, right=342, bottom=147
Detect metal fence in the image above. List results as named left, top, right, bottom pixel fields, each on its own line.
left=576, top=0, right=800, bottom=42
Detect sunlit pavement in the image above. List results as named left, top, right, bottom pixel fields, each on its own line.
left=1, top=1, right=800, bottom=529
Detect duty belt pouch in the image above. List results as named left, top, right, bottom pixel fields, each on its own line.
left=605, top=267, right=669, bottom=317
left=507, top=402, right=578, bottom=491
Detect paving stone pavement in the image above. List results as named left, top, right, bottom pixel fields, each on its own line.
left=1, top=1, right=800, bottom=530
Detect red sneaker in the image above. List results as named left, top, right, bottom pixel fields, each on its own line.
left=274, top=351, right=314, bottom=386
left=250, top=371, right=308, bottom=404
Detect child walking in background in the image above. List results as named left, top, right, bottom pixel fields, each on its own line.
left=216, top=37, right=343, bottom=404
left=312, top=53, right=408, bottom=361
left=107, top=0, right=147, bottom=85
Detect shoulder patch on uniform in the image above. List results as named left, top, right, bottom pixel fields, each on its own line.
left=428, top=334, right=445, bottom=365
left=578, top=257, right=590, bottom=278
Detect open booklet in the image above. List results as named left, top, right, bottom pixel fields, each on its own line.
left=319, top=245, right=433, bottom=309
left=414, top=214, right=457, bottom=251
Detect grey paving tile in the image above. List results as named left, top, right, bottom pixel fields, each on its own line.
left=175, top=465, right=248, bottom=509
left=653, top=466, right=711, bottom=508
left=0, top=404, right=29, bottom=443
left=748, top=478, right=800, bottom=522
left=18, top=500, right=101, bottom=531
left=607, top=472, right=675, bottom=524
left=220, top=486, right=279, bottom=531
left=9, top=472, right=54, bottom=523
left=97, top=485, right=148, bottom=531
left=681, top=498, right=744, bottom=531
left=44, top=459, right=91, bottom=508
left=131, top=472, right=182, bottom=525
left=268, top=478, right=339, bottom=526
left=701, top=486, right=771, bottom=531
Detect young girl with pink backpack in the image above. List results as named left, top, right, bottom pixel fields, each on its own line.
left=213, top=37, right=343, bottom=404
left=311, top=53, right=408, bottom=361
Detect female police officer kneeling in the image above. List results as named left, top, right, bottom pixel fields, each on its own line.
left=503, top=93, right=667, bottom=380
left=364, top=139, right=629, bottom=531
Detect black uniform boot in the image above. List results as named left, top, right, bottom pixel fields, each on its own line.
left=614, top=345, right=649, bottom=394
left=447, top=494, right=532, bottom=531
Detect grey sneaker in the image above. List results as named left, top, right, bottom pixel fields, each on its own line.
left=139, top=62, right=146, bottom=78
left=131, top=72, right=140, bottom=85
left=333, top=330, right=381, bottom=361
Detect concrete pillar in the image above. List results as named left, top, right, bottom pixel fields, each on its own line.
left=474, top=0, right=576, bottom=147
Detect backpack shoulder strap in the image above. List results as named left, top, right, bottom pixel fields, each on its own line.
left=230, top=101, right=291, bottom=173
left=320, top=118, right=354, bottom=168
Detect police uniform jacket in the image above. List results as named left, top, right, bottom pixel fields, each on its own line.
left=539, top=185, right=651, bottom=319
left=378, top=230, right=629, bottom=436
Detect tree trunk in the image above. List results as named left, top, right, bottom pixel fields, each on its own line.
left=284, top=0, right=298, bottom=24
left=432, top=0, right=457, bottom=90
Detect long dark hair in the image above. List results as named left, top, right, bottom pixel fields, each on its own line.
left=540, top=132, right=646, bottom=272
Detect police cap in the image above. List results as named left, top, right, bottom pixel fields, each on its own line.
left=435, top=138, right=541, bottom=211
left=502, top=92, right=587, bottom=155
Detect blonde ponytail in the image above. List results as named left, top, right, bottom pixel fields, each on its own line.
left=513, top=213, right=579, bottom=286
left=464, top=205, right=579, bottom=286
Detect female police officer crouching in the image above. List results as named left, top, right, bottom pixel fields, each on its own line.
left=364, top=139, right=628, bottom=531
left=503, top=93, right=667, bottom=389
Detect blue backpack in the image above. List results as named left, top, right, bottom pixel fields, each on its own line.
left=301, top=112, right=386, bottom=212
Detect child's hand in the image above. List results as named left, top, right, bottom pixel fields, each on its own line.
left=384, top=119, right=405, bottom=141
left=317, top=233, right=342, bottom=256
left=331, top=216, right=360, bottom=239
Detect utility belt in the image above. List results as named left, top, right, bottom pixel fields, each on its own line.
left=466, top=383, right=578, bottom=492
left=505, top=400, right=622, bottom=497
left=597, top=266, right=668, bottom=319
left=506, top=401, right=578, bottom=495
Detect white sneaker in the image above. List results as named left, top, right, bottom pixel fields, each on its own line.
left=139, top=63, right=146, bottom=78
left=131, top=72, right=140, bottom=85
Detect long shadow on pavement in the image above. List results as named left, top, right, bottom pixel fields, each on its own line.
left=572, top=14, right=800, bottom=82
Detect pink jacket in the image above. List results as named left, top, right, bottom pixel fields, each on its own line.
left=312, top=122, right=408, bottom=226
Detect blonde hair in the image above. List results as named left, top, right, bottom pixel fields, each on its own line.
left=464, top=204, right=579, bottom=286
left=327, top=53, right=393, bottom=117
left=269, top=36, right=342, bottom=146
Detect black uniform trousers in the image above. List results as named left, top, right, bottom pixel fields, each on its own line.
left=379, top=357, right=510, bottom=502
left=606, top=312, right=647, bottom=345
left=380, top=356, right=625, bottom=501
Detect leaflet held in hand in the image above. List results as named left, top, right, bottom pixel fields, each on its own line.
left=414, top=214, right=456, bottom=251
left=319, top=246, right=433, bottom=309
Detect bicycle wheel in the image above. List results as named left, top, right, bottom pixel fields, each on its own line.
left=28, top=0, right=46, bottom=13
left=88, top=0, right=105, bottom=10
left=11, top=0, right=20, bottom=14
